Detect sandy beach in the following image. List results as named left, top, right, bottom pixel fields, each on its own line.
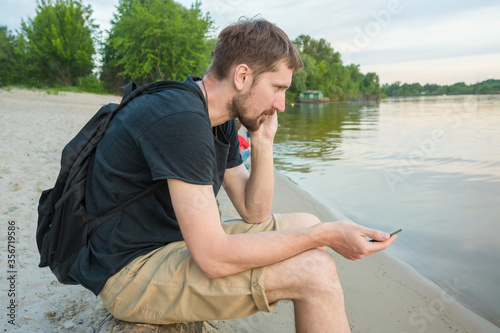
left=0, top=88, right=498, bottom=332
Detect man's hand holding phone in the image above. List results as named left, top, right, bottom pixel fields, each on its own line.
left=369, top=228, right=402, bottom=242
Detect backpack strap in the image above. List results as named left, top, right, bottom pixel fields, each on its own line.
left=120, top=80, right=202, bottom=108
left=122, top=82, right=137, bottom=101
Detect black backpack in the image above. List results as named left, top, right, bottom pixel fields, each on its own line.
left=36, top=80, right=200, bottom=284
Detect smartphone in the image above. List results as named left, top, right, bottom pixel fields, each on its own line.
left=369, top=228, right=402, bottom=242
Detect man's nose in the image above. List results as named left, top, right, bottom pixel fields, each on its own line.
left=274, top=92, right=286, bottom=113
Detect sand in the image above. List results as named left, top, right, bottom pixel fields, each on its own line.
left=0, top=88, right=498, bottom=332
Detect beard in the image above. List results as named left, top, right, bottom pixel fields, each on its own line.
left=228, top=89, right=276, bottom=132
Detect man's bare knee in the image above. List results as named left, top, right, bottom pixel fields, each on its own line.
left=300, top=250, right=343, bottom=295
left=281, top=212, right=321, bottom=230
left=281, top=213, right=328, bottom=252
left=265, top=249, right=343, bottom=303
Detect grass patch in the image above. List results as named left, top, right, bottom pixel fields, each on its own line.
left=1, top=75, right=112, bottom=96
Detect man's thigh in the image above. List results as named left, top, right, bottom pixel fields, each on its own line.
left=99, top=214, right=283, bottom=325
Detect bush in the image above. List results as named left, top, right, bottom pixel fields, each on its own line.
left=77, top=75, right=106, bottom=94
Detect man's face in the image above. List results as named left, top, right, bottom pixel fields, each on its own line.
left=229, top=61, right=293, bottom=132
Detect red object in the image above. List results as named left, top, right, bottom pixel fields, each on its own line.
left=238, top=134, right=249, bottom=152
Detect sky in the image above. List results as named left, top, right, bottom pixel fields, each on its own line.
left=2, top=0, right=500, bottom=85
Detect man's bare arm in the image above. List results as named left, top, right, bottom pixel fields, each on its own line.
left=223, top=113, right=277, bottom=223
left=168, top=179, right=396, bottom=279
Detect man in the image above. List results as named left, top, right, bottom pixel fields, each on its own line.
left=70, top=18, right=396, bottom=332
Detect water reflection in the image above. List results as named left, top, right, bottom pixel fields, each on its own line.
left=274, top=102, right=379, bottom=173
left=272, top=95, right=500, bottom=327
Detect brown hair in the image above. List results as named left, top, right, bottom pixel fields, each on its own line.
left=207, top=17, right=303, bottom=83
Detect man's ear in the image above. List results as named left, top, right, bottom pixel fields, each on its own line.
left=233, top=64, right=252, bottom=91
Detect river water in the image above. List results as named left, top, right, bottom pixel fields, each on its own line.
left=273, top=94, right=500, bottom=327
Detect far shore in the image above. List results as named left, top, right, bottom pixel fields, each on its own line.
left=1, top=88, right=498, bottom=332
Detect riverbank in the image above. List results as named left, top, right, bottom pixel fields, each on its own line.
left=214, top=173, right=499, bottom=332
left=273, top=95, right=500, bottom=329
left=0, top=88, right=497, bottom=332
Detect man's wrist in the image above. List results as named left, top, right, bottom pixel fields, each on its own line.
left=249, top=134, right=274, bottom=148
left=309, top=223, right=331, bottom=248
left=249, top=139, right=274, bottom=160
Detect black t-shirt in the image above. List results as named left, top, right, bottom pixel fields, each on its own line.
left=69, top=76, right=242, bottom=295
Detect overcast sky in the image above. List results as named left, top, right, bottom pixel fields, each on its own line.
left=2, top=0, right=499, bottom=85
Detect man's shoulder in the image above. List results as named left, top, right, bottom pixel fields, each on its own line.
left=156, top=76, right=205, bottom=112
left=136, top=79, right=204, bottom=111
left=114, top=80, right=208, bottom=135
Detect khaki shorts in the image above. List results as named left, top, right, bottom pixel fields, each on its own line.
left=99, top=214, right=282, bottom=324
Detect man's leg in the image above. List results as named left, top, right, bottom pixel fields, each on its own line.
left=99, top=215, right=287, bottom=325
left=264, top=213, right=350, bottom=333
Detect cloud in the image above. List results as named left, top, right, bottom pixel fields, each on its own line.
left=3, top=0, right=499, bottom=84
left=86, top=0, right=117, bottom=34
left=362, top=53, right=500, bottom=85
left=0, top=0, right=37, bottom=32
left=334, top=3, right=500, bottom=77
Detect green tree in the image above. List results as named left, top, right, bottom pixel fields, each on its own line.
left=102, top=0, right=213, bottom=90
left=341, top=64, right=361, bottom=100
left=0, top=26, right=17, bottom=86
left=474, top=79, right=500, bottom=94
left=325, top=62, right=349, bottom=101
left=449, top=82, right=474, bottom=95
left=0, top=26, right=40, bottom=87
left=14, top=32, right=44, bottom=87
left=100, top=28, right=128, bottom=94
left=384, top=80, right=500, bottom=97
left=287, top=51, right=312, bottom=101
left=423, top=83, right=439, bottom=95
left=294, top=35, right=341, bottom=64
left=290, top=34, right=384, bottom=102
left=360, top=72, right=383, bottom=100
left=20, top=0, right=97, bottom=86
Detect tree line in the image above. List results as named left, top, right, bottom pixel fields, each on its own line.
left=7, top=0, right=472, bottom=102
left=1, top=0, right=214, bottom=95
left=286, top=35, right=384, bottom=102
left=383, top=80, right=500, bottom=97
